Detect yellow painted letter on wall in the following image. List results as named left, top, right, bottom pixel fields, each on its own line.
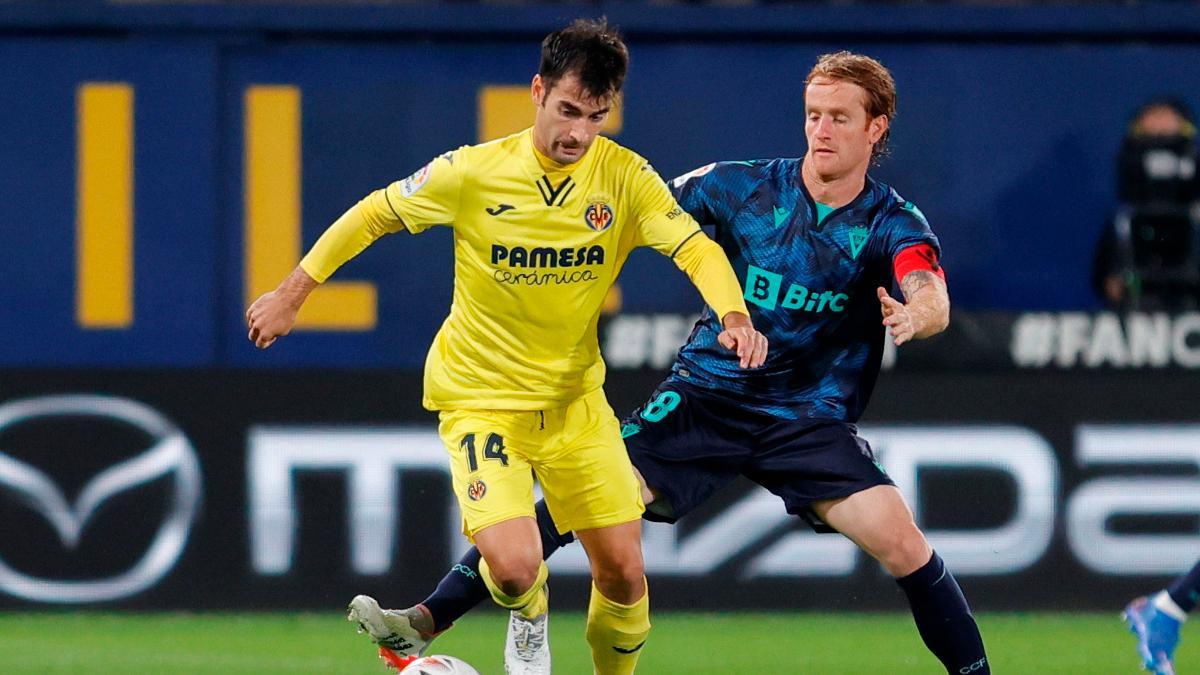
left=244, top=85, right=376, bottom=330
left=76, top=83, right=134, bottom=328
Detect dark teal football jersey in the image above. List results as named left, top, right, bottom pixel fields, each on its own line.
left=666, top=158, right=940, bottom=422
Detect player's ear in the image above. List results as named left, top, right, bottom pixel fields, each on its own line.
left=868, top=115, right=888, bottom=144
left=531, top=74, right=544, bottom=108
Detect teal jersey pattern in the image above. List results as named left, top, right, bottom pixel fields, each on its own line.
left=666, top=159, right=940, bottom=422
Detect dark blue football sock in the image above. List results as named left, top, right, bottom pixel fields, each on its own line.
left=1167, top=559, right=1200, bottom=614
left=420, top=546, right=486, bottom=634
left=421, top=499, right=575, bottom=633
left=534, top=497, right=578, bottom=555
left=896, top=551, right=989, bottom=675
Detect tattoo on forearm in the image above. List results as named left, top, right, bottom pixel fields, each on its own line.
left=898, top=270, right=949, bottom=339
left=900, top=270, right=939, bottom=303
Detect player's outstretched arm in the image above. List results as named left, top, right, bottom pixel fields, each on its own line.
left=246, top=266, right=318, bottom=349
left=717, top=311, right=769, bottom=369
left=877, top=270, right=950, bottom=346
left=668, top=233, right=768, bottom=368
left=246, top=190, right=406, bottom=350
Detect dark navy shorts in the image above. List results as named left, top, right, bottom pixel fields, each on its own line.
left=620, top=381, right=894, bottom=532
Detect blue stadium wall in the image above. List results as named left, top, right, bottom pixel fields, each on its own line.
left=3, top=4, right=1200, bottom=610
left=3, top=3, right=1200, bottom=367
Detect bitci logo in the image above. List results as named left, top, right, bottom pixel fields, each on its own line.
left=584, top=202, right=614, bottom=232
left=0, top=395, right=201, bottom=603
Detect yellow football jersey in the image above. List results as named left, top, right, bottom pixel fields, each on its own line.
left=302, top=129, right=746, bottom=411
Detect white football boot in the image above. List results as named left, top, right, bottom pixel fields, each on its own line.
left=347, top=595, right=438, bottom=669
left=504, top=605, right=551, bottom=674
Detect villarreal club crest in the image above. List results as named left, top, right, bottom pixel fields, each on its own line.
left=584, top=202, right=615, bottom=232
left=466, top=478, right=487, bottom=502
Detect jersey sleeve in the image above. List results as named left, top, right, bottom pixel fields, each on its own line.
left=670, top=231, right=750, bottom=320
left=669, top=161, right=763, bottom=229
left=298, top=149, right=463, bottom=282
left=626, top=159, right=748, bottom=319
left=299, top=192, right=400, bottom=283
left=883, top=200, right=941, bottom=259
left=668, top=162, right=720, bottom=225
left=628, top=159, right=706, bottom=256
left=881, top=200, right=944, bottom=284
left=380, top=149, right=464, bottom=234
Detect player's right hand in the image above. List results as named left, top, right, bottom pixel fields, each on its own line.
left=717, top=311, right=769, bottom=368
left=877, top=286, right=917, bottom=346
left=246, top=290, right=299, bottom=349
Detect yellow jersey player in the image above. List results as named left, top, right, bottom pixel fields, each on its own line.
left=245, top=18, right=767, bottom=675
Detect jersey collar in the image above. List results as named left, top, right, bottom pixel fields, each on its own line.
left=796, top=159, right=877, bottom=229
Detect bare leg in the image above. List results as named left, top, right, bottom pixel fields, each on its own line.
left=812, top=484, right=929, bottom=577
left=473, top=516, right=545, bottom=603
left=814, top=485, right=988, bottom=674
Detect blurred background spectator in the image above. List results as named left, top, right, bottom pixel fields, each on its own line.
left=1093, top=98, right=1200, bottom=311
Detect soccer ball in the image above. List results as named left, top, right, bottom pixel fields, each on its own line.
left=400, top=655, right=481, bottom=675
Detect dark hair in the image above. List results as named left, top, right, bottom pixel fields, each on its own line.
left=806, top=51, right=897, bottom=160
left=539, top=18, right=629, bottom=102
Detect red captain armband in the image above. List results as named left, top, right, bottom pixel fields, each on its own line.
left=892, top=243, right=946, bottom=284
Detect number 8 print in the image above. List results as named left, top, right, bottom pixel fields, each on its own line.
left=640, top=391, right=681, bottom=423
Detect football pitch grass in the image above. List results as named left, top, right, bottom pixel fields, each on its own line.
left=0, top=611, right=1183, bottom=673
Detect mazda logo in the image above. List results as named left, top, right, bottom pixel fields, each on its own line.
left=0, top=395, right=201, bottom=603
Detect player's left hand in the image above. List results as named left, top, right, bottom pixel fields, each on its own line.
left=717, top=312, right=768, bottom=368
left=878, top=286, right=916, bottom=346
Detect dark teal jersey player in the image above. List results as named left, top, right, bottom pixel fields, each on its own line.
left=347, top=51, right=990, bottom=675
left=667, top=158, right=940, bottom=421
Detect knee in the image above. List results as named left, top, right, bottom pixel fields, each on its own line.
left=874, top=526, right=932, bottom=578
left=484, top=551, right=542, bottom=597
left=593, top=555, right=645, bottom=604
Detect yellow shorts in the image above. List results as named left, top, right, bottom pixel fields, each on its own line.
left=438, top=387, right=644, bottom=540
